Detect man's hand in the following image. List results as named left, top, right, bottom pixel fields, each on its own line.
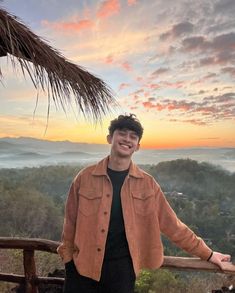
left=209, top=251, right=231, bottom=270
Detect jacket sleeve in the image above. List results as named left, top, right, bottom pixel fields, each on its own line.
left=155, top=182, right=212, bottom=260
left=57, top=175, right=80, bottom=263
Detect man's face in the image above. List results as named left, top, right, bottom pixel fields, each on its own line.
left=107, top=128, right=140, bottom=158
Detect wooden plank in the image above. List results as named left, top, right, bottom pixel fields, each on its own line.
left=162, top=256, right=235, bottom=274
left=0, top=273, right=64, bottom=285
left=35, top=276, right=64, bottom=285
left=0, top=273, right=25, bottom=283
left=0, top=237, right=59, bottom=253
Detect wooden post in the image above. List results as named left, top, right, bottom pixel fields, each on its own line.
left=23, top=249, right=38, bottom=293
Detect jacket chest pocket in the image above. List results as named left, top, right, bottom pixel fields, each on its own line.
left=78, top=188, right=102, bottom=216
left=132, top=190, right=155, bottom=216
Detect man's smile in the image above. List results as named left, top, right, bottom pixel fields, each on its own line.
left=119, top=143, right=131, bottom=149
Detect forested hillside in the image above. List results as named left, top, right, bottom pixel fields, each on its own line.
left=0, top=159, right=234, bottom=292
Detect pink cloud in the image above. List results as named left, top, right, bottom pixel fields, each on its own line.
left=146, top=83, right=161, bottom=90
left=119, top=83, right=130, bottom=90
left=142, top=101, right=165, bottom=111
left=161, top=81, right=184, bottom=89
left=131, top=89, right=144, bottom=95
left=42, top=19, right=94, bottom=32
left=136, top=76, right=144, bottom=82
left=121, top=61, right=132, bottom=71
left=130, top=106, right=138, bottom=110
left=97, top=0, right=120, bottom=19
left=167, top=101, right=194, bottom=111
left=127, top=0, right=137, bottom=6
left=105, top=55, right=114, bottom=64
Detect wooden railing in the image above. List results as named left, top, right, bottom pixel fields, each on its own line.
left=0, top=237, right=234, bottom=293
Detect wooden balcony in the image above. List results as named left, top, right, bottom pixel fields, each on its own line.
left=0, top=237, right=234, bottom=293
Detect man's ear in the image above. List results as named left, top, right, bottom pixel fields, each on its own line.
left=107, top=134, right=112, bottom=144
left=135, top=143, right=140, bottom=152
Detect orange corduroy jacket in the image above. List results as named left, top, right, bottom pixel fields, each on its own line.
left=57, top=156, right=212, bottom=281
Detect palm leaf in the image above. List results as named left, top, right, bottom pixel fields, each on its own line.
left=0, top=7, right=117, bottom=122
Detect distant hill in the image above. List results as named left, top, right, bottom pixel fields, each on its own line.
left=0, top=137, right=235, bottom=172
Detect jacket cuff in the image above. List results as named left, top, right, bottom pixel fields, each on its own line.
left=207, top=251, right=213, bottom=261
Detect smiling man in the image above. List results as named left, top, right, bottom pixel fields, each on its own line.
left=57, top=114, right=231, bottom=293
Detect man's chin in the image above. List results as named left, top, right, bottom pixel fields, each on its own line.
left=116, top=150, right=133, bottom=158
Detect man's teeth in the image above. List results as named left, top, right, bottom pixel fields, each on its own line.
left=120, top=144, right=130, bottom=148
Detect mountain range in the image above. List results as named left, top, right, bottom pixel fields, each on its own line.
left=0, top=137, right=235, bottom=172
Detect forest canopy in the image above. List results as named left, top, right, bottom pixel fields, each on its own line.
left=0, top=159, right=234, bottom=255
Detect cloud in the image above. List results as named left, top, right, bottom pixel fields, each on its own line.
left=121, top=61, right=132, bottom=71
left=203, top=92, right=235, bottom=104
left=119, top=83, right=130, bottom=90
left=97, top=0, right=120, bottom=19
left=204, top=73, right=217, bottom=79
left=104, top=54, right=114, bottom=64
left=198, top=137, right=220, bottom=140
left=127, top=0, right=137, bottom=6
left=214, top=0, right=235, bottom=15
left=42, top=19, right=94, bottom=32
left=160, top=21, right=194, bottom=40
left=182, top=36, right=206, bottom=51
left=180, top=32, right=235, bottom=67
left=169, top=118, right=207, bottom=126
left=212, top=32, right=235, bottom=51
left=131, top=89, right=145, bottom=95
left=140, top=92, right=235, bottom=125
left=221, top=67, right=235, bottom=77
left=151, top=67, right=169, bottom=76
left=182, top=32, right=235, bottom=54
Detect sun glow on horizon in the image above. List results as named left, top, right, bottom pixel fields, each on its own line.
left=1, top=1, right=235, bottom=148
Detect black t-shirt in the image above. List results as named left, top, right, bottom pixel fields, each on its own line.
left=104, top=167, right=131, bottom=260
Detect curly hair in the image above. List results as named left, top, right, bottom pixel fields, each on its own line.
left=108, top=114, right=144, bottom=140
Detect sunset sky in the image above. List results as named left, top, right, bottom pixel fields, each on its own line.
left=1, top=0, right=235, bottom=148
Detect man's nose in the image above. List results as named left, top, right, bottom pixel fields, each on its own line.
left=123, top=133, right=131, bottom=142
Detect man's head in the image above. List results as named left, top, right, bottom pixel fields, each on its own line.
left=107, top=114, right=144, bottom=158
left=108, top=114, right=144, bottom=141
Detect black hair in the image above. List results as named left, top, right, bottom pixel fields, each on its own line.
left=108, top=114, right=144, bottom=140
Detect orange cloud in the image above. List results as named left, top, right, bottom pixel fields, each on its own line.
left=105, top=54, right=114, bottom=64
left=128, top=0, right=137, bottom=6
left=97, top=0, right=120, bottom=19
left=142, top=101, right=165, bottom=111
left=42, top=19, right=94, bottom=32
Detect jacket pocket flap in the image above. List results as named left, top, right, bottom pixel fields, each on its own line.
left=132, top=190, right=154, bottom=200
left=79, top=188, right=102, bottom=199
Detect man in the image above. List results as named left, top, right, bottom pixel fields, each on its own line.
left=57, top=114, right=231, bottom=293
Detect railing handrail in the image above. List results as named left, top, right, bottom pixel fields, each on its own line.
left=0, top=237, right=234, bottom=293
left=0, top=237, right=59, bottom=253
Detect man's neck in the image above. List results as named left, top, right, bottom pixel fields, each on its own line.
left=108, top=153, right=131, bottom=171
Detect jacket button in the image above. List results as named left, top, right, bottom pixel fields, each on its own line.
left=97, top=248, right=101, bottom=252
left=106, top=194, right=110, bottom=197
left=101, top=229, right=105, bottom=233
left=104, top=211, right=108, bottom=215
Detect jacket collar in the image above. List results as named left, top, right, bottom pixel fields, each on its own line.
left=92, top=156, right=144, bottom=179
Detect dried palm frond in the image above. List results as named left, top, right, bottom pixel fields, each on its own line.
left=0, top=7, right=117, bottom=122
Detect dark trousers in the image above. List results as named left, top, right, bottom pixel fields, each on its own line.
left=63, top=257, right=136, bottom=293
